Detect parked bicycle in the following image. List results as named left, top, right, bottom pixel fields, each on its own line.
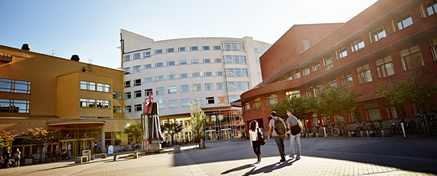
left=389, top=119, right=404, bottom=135
left=356, top=122, right=365, bottom=131
left=406, top=116, right=418, bottom=134
left=120, top=145, right=128, bottom=152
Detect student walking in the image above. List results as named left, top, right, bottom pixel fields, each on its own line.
left=267, top=111, right=288, bottom=162
left=286, top=109, right=301, bottom=160
left=249, top=120, right=263, bottom=164
left=14, top=148, right=20, bottom=167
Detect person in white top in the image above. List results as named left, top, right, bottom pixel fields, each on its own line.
left=249, top=120, right=263, bottom=164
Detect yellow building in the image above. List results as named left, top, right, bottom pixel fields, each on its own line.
left=0, top=44, right=140, bottom=158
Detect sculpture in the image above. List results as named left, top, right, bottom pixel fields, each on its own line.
left=141, top=92, right=164, bottom=150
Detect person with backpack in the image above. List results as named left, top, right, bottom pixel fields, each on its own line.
left=286, top=109, right=301, bottom=160
left=267, top=111, right=288, bottom=162
left=249, top=120, right=264, bottom=164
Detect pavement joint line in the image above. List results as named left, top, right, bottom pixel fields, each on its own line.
left=181, top=151, right=208, bottom=176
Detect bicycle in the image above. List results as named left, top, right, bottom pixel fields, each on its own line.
left=427, top=113, right=437, bottom=133
left=406, top=116, right=418, bottom=134
left=389, top=119, right=404, bottom=135
left=416, top=114, right=429, bottom=134
left=356, top=122, right=365, bottom=131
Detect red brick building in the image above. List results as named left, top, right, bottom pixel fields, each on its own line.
left=238, top=0, right=437, bottom=131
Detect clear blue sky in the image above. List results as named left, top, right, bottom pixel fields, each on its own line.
left=0, top=0, right=377, bottom=69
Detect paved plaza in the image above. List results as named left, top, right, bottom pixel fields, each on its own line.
left=2, top=134, right=437, bottom=176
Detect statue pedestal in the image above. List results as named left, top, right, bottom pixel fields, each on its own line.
left=144, top=139, right=162, bottom=152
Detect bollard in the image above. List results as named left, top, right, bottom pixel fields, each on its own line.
left=401, top=122, right=406, bottom=138
left=366, top=131, right=370, bottom=137
left=113, top=154, right=117, bottom=161
left=323, top=127, right=327, bottom=138
left=174, top=145, right=181, bottom=153
left=348, top=131, right=351, bottom=137
left=134, top=150, right=138, bottom=159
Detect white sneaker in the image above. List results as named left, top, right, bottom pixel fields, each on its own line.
left=289, top=155, right=294, bottom=159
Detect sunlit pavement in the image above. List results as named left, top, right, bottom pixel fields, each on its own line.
left=1, top=135, right=437, bottom=176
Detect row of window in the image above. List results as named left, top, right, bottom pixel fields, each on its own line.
left=274, top=3, right=437, bottom=83
left=79, top=99, right=111, bottom=109
left=124, top=82, right=249, bottom=99
left=0, top=78, right=31, bottom=94
left=0, top=99, right=29, bottom=113
left=80, top=81, right=111, bottom=92
left=124, top=95, right=241, bottom=112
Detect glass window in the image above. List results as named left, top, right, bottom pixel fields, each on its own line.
left=134, top=90, right=141, bottom=98
left=260, top=49, right=265, bottom=53
left=431, top=37, right=437, bottom=61
left=193, top=84, right=201, bottom=91
left=227, top=82, right=249, bottom=91
left=216, top=71, right=223, bottom=76
left=253, top=97, right=261, bottom=109
left=124, top=81, right=130, bottom=88
left=124, top=92, right=131, bottom=99
left=306, top=86, right=314, bottom=97
left=351, top=38, right=365, bottom=52
left=202, top=46, right=210, bottom=50
left=133, top=53, right=140, bottom=60
left=0, top=99, right=29, bottom=113
left=364, top=102, right=381, bottom=121
left=245, top=102, right=250, bottom=111
left=287, top=71, right=293, bottom=80
left=179, top=60, right=187, bottom=65
left=286, top=90, right=300, bottom=99
left=181, top=99, right=190, bottom=107
left=206, top=97, right=215, bottom=104
left=145, top=64, right=152, bottom=69
left=134, top=104, right=142, bottom=112
left=213, top=46, right=221, bottom=50
left=169, top=100, right=178, bottom=108
left=376, top=55, right=395, bottom=78
left=156, top=76, right=164, bottom=81
left=192, top=73, right=200, bottom=77
left=133, top=65, right=141, bottom=73
left=144, top=51, right=151, bottom=58
left=168, top=74, right=176, bottom=80
left=256, top=60, right=260, bottom=64
left=133, top=79, right=141, bottom=86
left=166, top=48, right=174, bottom=53
left=266, top=94, right=277, bottom=106
left=191, top=59, right=199, bottom=64
left=205, top=83, right=213, bottom=90
left=155, top=49, right=162, bottom=54
left=302, top=67, right=310, bottom=76
left=180, top=73, right=188, bottom=78
left=218, top=96, right=226, bottom=104
left=155, top=62, right=163, bottom=67
left=156, top=87, right=164, bottom=95
left=214, top=58, right=222, bottom=63
left=226, top=68, right=248, bottom=77
left=400, top=45, right=424, bottom=71
left=144, top=77, right=152, bottom=82
left=167, top=61, right=175, bottom=66
left=178, top=47, right=186, bottom=52
left=371, top=26, right=386, bottom=43
left=113, top=106, right=122, bottom=113
left=224, top=55, right=246, bottom=64
left=80, top=81, right=96, bottom=91
left=425, top=0, right=437, bottom=16
left=341, top=71, right=354, bottom=88
left=125, top=105, right=131, bottom=113
left=356, top=64, right=372, bottom=84
left=327, top=77, right=337, bottom=87
left=313, top=61, right=320, bottom=72
left=254, top=48, right=259, bottom=52
left=223, top=43, right=244, bottom=51
left=123, top=68, right=130, bottom=75
left=168, top=86, right=177, bottom=94
left=158, top=100, right=165, bottom=109
left=97, top=100, right=110, bottom=109
left=193, top=97, right=203, bottom=105
left=123, top=55, right=130, bottom=62
left=385, top=100, right=406, bottom=119
left=180, top=85, right=189, bottom=92
left=144, top=89, right=153, bottom=96
left=80, top=99, right=95, bottom=108
left=217, top=83, right=225, bottom=90
left=203, top=59, right=211, bottom=63
left=294, top=70, right=301, bottom=79
left=229, top=95, right=240, bottom=103
left=323, top=55, right=334, bottom=71
left=190, top=46, right=198, bottom=51
left=204, top=72, right=212, bottom=77
left=258, top=72, right=261, bottom=77
left=396, top=12, right=413, bottom=31
left=96, top=83, right=110, bottom=92
left=113, top=92, right=122, bottom=99
left=336, top=47, right=348, bottom=60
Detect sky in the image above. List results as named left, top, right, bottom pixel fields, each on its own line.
left=1, top=0, right=378, bottom=70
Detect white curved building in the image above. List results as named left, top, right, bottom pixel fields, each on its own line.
left=120, top=29, right=271, bottom=141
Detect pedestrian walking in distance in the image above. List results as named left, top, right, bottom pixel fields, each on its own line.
left=286, top=109, right=301, bottom=160
left=249, top=120, right=263, bottom=164
left=267, top=111, right=288, bottom=162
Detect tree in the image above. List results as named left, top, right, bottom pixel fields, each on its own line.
left=270, top=96, right=310, bottom=119
left=190, top=89, right=206, bottom=147
left=160, top=122, right=183, bottom=145
left=22, top=127, right=62, bottom=160
left=123, top=124, right=142, bottom=144
left=311, top=86, right=363, bottom=123
left=0, top=130, right=18, bottom=149
left=371, top=70, right=437, bottom=114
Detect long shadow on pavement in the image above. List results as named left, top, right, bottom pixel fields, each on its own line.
left=221, top=159, right=297, bottom=175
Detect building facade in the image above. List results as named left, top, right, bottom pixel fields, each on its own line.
left=0, top=44, right=138, bottom=159
left=120, top=29, right=271, bottom=141
left=239, top=0, right=437, bottom=131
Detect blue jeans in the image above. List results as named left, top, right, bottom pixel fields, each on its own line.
left=273, top=136, right=285, bottom=159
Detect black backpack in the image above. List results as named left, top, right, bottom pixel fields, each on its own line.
left=274, top=118, right=286, bottom=135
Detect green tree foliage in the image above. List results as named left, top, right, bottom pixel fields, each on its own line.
left=0, top=130, right=18, bottom=148
left=270, top=96, right=309, bottom=119
left=123, top=124, right=142, bottom=144
left=22, top=127, right=62, bottom=159
left=311, top=86, right=363, bottom=122
left=371, top=70, right=437, bottom=113
left=190, top=89, right=206, bottom=146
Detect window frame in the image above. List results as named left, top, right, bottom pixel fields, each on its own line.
left=376, top=55, right=395, bottom=78
left=400, top=45, right=424, bottom=71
